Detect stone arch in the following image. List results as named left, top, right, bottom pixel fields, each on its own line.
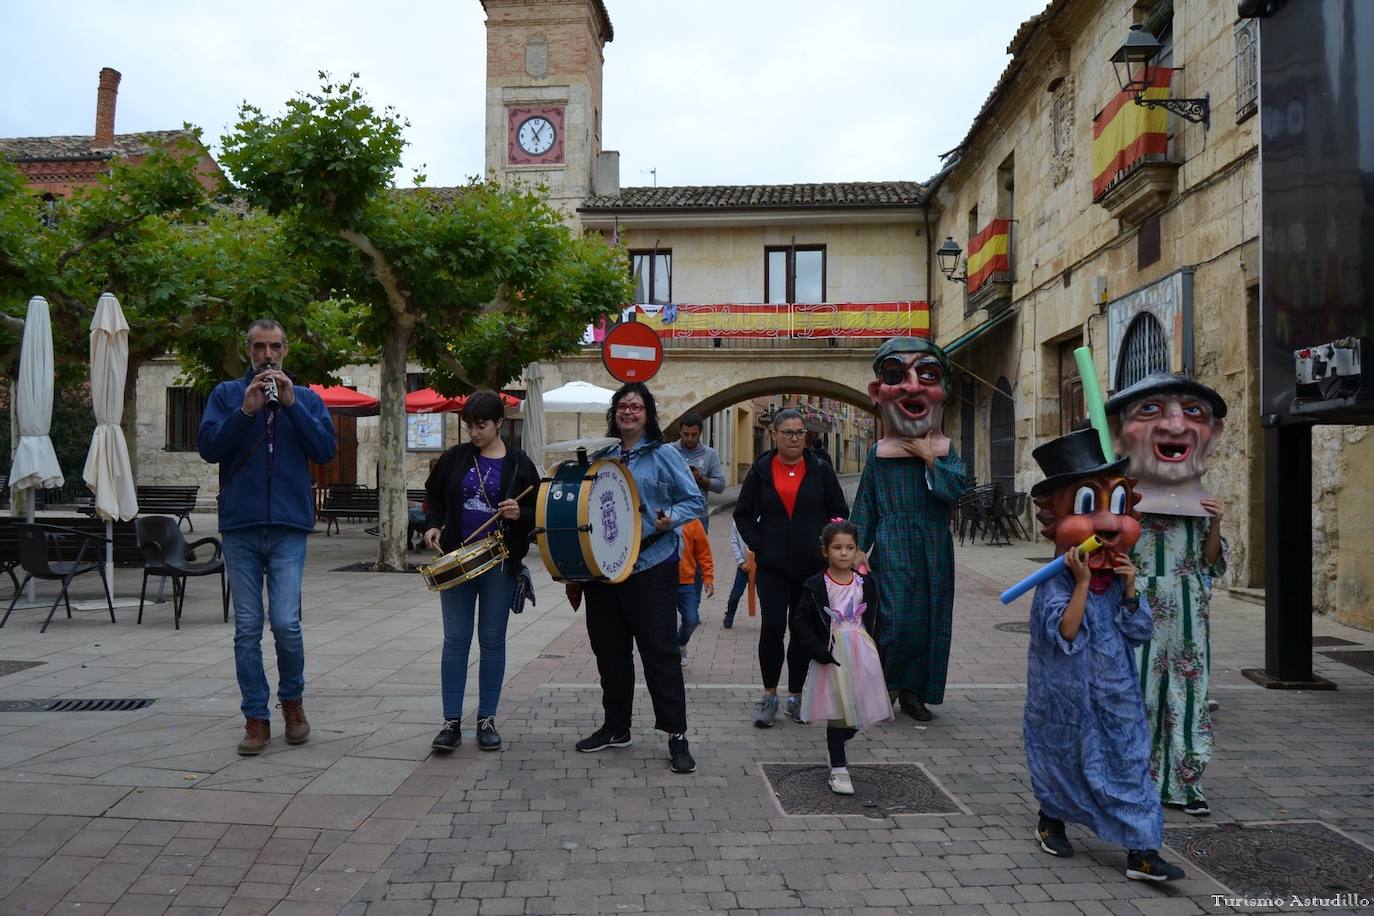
left=663, top=375, right=875, bottom=436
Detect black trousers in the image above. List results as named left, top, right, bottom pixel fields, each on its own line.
left=584, top=558, right=687, bottom=735
left=827, top=726, right=857, bottom=767
left=756, top=567, right=810, bottom=694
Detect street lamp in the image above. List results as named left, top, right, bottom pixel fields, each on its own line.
left=936, top=236, right=966, bottom=284
left=1109, top=24, right=1210, bottom=127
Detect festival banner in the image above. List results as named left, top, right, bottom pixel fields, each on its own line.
left=628, top=301, right=930, bottom=339
left=966, top=219, right=1011, bottom=293
left=1092, top=68, right=1173, bottom=200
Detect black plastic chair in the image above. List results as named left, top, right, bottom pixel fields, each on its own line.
left=134, top=516, right=228, bottom=629
left=0, top=523, right=114, bottom=633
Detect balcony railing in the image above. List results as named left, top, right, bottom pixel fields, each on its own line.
left=584, top=301, right=930, bottom=349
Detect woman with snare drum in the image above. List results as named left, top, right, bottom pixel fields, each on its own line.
left=423, top=390, right=539, bottom=753
left=575, top=382, right=704, bottom=775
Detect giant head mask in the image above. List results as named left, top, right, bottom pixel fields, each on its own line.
left=1106, top=373, right=1227, bottom=517
left=1031, top=428, right=1143, bottom=584
left=868, top=336, right=951, bottom=458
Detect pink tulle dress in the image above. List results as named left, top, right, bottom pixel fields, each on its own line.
left=800, top=572, right=894, bottom=728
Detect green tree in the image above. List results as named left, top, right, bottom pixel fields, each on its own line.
left=221, top=75, right=631, bottom=569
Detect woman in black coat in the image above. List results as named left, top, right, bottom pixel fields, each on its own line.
left=421, top=391, right=540, bottom=753
left=733, top=408, right=849, bottom=728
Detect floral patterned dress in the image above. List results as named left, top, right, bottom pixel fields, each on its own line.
left=1132, top=513, right=1227, bottom=806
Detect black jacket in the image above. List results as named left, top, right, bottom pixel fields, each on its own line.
left=424, top=442, right=539, bottom=571
left=733, top=448, right=849, bottom=579
left=790, top=569, right=880, bottom=664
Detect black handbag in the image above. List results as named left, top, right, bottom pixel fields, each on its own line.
left=511, top=564, right=536, bottom=614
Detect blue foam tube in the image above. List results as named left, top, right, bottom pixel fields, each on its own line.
left=999, top=536, right=1103, bottom=605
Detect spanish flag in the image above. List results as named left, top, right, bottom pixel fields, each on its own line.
left=1092, top=68, right=1173, bottom=200
left=966, top=219, right=1011, bottom=293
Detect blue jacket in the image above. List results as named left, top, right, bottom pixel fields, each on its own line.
left=198, top=372, right=337, bottom=533
left=594, top=439, right=705, bottom=573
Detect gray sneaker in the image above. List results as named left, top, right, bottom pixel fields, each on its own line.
left=784, top=695, right=805, bottom=724
left=753, top=694, right=779, bottom=728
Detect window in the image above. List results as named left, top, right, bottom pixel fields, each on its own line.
left=997, top=156, right=1015, bottom=277
left=166, top=388, right=208, bottom=452
left=1137, top=216, right=1161, bottom=269
left=989, top=377, right=1015, bottom=497
left=1058, top=339, right=1086, bottom=436
left=630, top=250, right=671, bottom=304
left=764, top=246, right=825, bottom=303
left=1116, top=312, right=1169, bottom=388
left=959, top=376, right=976, bottom=477
left=1235, top=18, right=1258, bottom=121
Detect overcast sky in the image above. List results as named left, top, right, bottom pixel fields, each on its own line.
left=1, top=0, right=1046, bottom=189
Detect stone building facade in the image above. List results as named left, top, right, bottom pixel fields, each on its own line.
left=928, top=0, right=1372, bottom=629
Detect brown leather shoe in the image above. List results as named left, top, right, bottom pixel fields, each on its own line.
left=238, top=717, right=270, bottom=755
left=280, top=699, right=310, bottom=745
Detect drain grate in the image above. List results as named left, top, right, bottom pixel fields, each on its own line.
left=1319, top=650, right=1374, bottom=676
left=1165, top=821, right=1374, bottom=899
left=0, top=698, right=155, bottom=712
left=995, top=621, right=1031, bottom=634
left=762, top=762, right=961, bottom=817
left=0, top=660, right=46, bottom=678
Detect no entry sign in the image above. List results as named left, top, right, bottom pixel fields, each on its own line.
left=601, top=320, right=664, bottom=383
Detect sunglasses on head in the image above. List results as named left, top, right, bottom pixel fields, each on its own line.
left=877, top=355, right=944, bottom=387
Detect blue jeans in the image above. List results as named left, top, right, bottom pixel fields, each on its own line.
left=676, top=583, right=700, bottom=648
left=222, top=527, right=308, bottom=721
left=725, top=566, right=748, bottom=619
left=439, top=568, right=515, bottom=721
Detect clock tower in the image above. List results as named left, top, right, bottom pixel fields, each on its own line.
left=481, top=0, right=616, bottom=223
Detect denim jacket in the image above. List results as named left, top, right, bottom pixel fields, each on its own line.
left=594, top=439, right=705, bottom=573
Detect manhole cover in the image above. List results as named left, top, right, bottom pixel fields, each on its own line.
left=1312, top=636, right=1359, bottom=647
left=1319, top=650, right=1374, bottom=676
left=1165, top=822, right=1374, bottom=898
left=995, top=621, right=1031, bottom=634
left=761, top=763, right=960, bottom=817
left=0, top=698, right=155, bottom=712
left=330, top=562, right=421, bottom=573
left=0, top=660, right=45, bottom=677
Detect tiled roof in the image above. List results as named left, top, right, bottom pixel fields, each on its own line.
left=0, top=129, right=200, bottom=161
left=580, top=182, right=925, bottom=212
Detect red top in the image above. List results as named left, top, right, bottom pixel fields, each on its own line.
left=770, top=454, right=807, bottom=517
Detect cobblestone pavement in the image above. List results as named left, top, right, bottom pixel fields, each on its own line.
left=1, top=499, right=1372, bottom=915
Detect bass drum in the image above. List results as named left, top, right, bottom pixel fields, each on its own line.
left=535, top=457, right=641, bottom=583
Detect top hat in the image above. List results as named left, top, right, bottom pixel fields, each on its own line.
left=1030, top=428, right=1130, bottom=497
left=1105, top=372, right=1228, bottom=418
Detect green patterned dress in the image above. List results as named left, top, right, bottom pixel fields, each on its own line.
left=1132, top=513, right=1227, bottom=806
left=851, top=447, right=966, bottom=704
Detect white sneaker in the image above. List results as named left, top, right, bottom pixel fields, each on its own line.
left=828, top=769, right=854, bottom=795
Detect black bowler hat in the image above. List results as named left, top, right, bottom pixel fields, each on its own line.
left=1030, top=428, right=1130, bottom=497
left=1105, top=372, right=1228, bottom=418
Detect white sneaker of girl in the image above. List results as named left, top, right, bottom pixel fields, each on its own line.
left=828, top=768, right=854, bottom=795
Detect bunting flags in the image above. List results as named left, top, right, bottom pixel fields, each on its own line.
left=966, top=218, right=1011, bottom=293
left=629, top=302, right=930, bottom=338
left=1092, top=68, right=1173, bottom=200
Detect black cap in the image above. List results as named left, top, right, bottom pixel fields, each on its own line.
left=1105, top=372, right=1228, bottom=418
left=1030, top=428, right=1130, bottom=497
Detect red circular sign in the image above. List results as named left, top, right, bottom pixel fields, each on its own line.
left=601, top=320, right=664, bottom=383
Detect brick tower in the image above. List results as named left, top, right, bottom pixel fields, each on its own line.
left=481, top=0, right=616, bottom=223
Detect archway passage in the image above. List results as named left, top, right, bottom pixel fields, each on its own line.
left=668, top=375, right=875, bottom=433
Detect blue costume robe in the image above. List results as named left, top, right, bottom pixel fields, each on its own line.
left=1023, top=571, right=1162, bottom=850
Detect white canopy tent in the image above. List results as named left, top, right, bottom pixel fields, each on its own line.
left=541, top=380, right=615, bottom=438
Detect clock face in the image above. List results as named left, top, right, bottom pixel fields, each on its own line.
left=517, top=116, right=556, bottom=155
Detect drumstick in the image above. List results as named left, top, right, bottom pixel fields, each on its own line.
left=459, top=485, right=536, bottom=546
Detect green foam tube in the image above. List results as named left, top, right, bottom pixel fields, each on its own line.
left=1073, top=345, right=1115, bottom=461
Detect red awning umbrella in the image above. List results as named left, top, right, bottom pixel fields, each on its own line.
left=447, top=392, right=523, bottom=411
left=405, top=387, right=462, bottom=413
left=309, top=384, right=379, bottom=417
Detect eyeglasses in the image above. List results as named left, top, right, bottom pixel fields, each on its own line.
left=615, top=404, right=646, bottom=415
left=774, top=429, right=807, bottom=440
left=877, top=355, right=944, bottom=387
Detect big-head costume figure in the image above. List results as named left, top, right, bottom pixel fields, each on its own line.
left=850, top=337, right=966, bottom=722
left=1023, top=428, right=1184, bottom=882
left=1106, top=373, right=1228, bottom=815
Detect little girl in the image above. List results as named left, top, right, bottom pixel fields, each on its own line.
left=791, top=520, right=892, bottom=795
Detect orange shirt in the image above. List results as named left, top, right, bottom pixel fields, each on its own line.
left=677, top=517, right=714, bottom=586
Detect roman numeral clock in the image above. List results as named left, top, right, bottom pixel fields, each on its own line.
left=507, top=106, right=565, bottom=166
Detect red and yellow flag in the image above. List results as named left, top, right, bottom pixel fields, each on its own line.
left=1092, top=68, right=1173, bottom=200
left=966, top=218, right=1011, bottom=293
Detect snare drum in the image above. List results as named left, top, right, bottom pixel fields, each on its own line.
left=418, top=533, right=509, bottom=592
left=535, top=457, right=641, bottom=583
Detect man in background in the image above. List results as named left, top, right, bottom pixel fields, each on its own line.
left=671, top=412, right=725, bottom=531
